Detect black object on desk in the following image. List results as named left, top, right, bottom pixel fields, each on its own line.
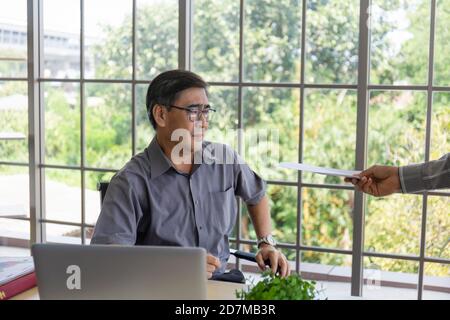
left=230, top=248, right=274, bottom=269
left=210, top=269, right=246, bottom=283
left=210, top=249, right=278, bottom=284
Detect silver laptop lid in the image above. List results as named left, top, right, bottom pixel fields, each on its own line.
left=32, top=244, right=207, bottom=300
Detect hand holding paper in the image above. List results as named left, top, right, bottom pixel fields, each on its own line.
left=279, top=162, right=361, bottom=180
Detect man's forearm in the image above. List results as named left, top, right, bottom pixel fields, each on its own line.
left=247, top=195, right=272, bottom=239
left=400, top=153, right=450, bottom=193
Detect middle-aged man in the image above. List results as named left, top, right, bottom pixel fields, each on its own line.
left=91, top=70, right=290, bottom=279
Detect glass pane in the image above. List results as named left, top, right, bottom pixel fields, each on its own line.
left=0, top=81, right=28, bottom=163
left=305, top=0, right=359, bottom=84
left=363, top=257, right=418, bottom=299
left=45, top=223, right=81, bottom=244
left=206, top=86, right=239, bottom=149
left=0, top=218, right=30, bottom=256
left=85, top=83, right=132, bottom=169
left=44, top=169, right=81, bottom=224
left=84, top=170, right=116, bottom=226
left=368, top=91, right=427, bottom=166
left=303, top=89, right=357, bottom=184
left=370, top=0, right=430, bottom=85
left=301, top=251, right=352, bottom=299
left=193, top=0, right=239, bottom=82
left=0, top=0, right=27, bottom=77
left=269, top=185, right=297, bottom=245
left=434, top=0, right=450, bottom=86
left=242, top=87, right=299, bottom=182
left=43, top=0, right=80, bottom=78
left=44, top=82, right=80, bottom=165
left=366, top=194, right=422, bottom=255
left=431, top=93, right=450, bottom=160
left=0, top=165, right=29, bottom=218
left=279, top=248, right=296, bottom=267
left=136, top=0, right=178, bottom=80
left=244, top=0, right=302, bottom=82
left=136, top=84, right=155, bottom=153
left=426, top=196, right=450, bottom=259
left=241, top=185, right=297, bottom=245
left=422, top=263, right=450, bottom=300
left=85, top=0, right=132, bottom=79
left=301, top=188, right=353, bottom=250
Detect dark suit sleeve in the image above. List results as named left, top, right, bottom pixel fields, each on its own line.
left=399, top=153, right=450, bottom=193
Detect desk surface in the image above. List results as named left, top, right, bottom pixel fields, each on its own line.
left=11, top=280, right=247, bottom=300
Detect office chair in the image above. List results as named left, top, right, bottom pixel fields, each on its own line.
left=97, top=182, right=110, bottom=205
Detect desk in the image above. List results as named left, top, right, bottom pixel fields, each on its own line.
left=11, top=280, right=247, bottom=300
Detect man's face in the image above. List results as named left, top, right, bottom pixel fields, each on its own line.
left=163, top=87, right=209, bottom=150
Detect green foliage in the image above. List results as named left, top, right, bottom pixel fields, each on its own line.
left=0, top=81, right=28, bottom=162
left=236, top=271, right=321, bottom=300
left=84, top=83, right=132, bottom=169
left=44, top=84, right=80, bottom=166
left=434, top=0, right=450, bottom=86
left=305, top=0, right=359, bottom=84
left=244, top=0, right=302, bottom=82
left=193, top=0, right=240, bottom=82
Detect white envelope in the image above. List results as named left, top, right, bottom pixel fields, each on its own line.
left=279, top=162, right=361, bottom=180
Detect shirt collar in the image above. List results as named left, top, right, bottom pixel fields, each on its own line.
left=147, top=136, right=172, bottom=179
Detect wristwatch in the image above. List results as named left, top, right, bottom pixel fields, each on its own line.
left=257, top=234, right=277, bottom=248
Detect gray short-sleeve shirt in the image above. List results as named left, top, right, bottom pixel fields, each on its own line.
left=91, top=137, right=266, bottom=274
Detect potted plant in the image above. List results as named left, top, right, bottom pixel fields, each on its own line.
left=236, top=271, right=325, bottom=300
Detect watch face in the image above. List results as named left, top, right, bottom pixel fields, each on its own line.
left=267, top=235, right=276, bottom=246
left=259, top=235, right=276, bottom=246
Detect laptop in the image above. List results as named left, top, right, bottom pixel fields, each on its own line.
left=31, top=243, right=207, bottom=300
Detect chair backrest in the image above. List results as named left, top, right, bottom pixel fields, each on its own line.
left=96, top=182, right=110, bottom=206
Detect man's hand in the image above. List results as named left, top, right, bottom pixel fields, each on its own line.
left=345, top=165, right=401, bottom=197
left=255, top=244, right=290, bottom=277
left=206, top=254, right=221, bottom=279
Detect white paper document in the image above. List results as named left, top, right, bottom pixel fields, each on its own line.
left=279, top=162, right=361, bottom=180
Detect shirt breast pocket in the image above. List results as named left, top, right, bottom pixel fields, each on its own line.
left=208, top=187, right=237, bottom=235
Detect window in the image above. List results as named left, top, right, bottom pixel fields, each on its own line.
left=0, top=0, right=29, bottom=257
left=1, top=0, right=179, bottom=250
left=1, top=0, right=448, bottom=299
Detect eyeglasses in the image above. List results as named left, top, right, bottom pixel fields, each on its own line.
left=166, top=104, right=216, bottom=122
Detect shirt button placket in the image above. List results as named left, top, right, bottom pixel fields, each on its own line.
left=191, top=177, right=206, bottom=248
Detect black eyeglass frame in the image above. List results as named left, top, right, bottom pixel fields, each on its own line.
left=165, top=104, right=216, bottom=122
